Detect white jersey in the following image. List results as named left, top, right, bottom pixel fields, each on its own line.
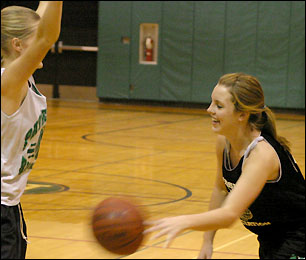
left=1, top=68, right=47, bottom=206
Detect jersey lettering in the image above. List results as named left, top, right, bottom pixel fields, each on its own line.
left=19, top=109, right=47, bottom=175
left=23, top=109, right=47, bottom=150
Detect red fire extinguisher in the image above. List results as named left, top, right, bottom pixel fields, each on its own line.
left=144, top=36, right=153, bottom=61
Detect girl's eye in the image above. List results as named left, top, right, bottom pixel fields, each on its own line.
left=217, top=104, right=222, bottom=109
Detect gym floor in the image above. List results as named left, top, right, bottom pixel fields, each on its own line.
left=23, top=98, right=305, bottom=259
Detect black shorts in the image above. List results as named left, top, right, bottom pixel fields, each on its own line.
left=1, top=203, right=28, bottom=259
left=258, top=225, right=305, bottom=259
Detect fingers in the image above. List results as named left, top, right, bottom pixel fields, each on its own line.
left=143, top=220, right=173, bottom=248
left=143, top=222, right=162, bottom=235
left=142, top=218, right=180, bottom=249
left=143, top=219, right=163, bottom=234
left=163, top=234, right=174, bottom=248
left=149, top=227, right=170, bottom=241
left=143, top=220, right=157, bottom=226
left=145, top=229, right=175, bottom=249
left=143, top=226, right=158, bottom=235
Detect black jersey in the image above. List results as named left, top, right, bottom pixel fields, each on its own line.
left=222, top=132, right=305, bottom=236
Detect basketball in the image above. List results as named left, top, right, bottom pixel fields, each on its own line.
left=91, top=197, right=145, bottom=255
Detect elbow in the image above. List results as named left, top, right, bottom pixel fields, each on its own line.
left=221, top=208, right=240, bottom=228
left=38, top=28, right=60, bottom=45
left=36, top=22, right=61, bottom=46
left=36, top=32, right=60, bottom=50
left=46, top=32, right=60, bottom=46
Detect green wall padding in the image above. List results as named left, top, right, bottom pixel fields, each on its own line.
left=223, top=2, right=258, bottom=74
left=97, top=1, right=131, bottom=98
left=192, top=1, right=226, bottom=102
left=130, top=1, right=162, bottom=100
left=97, top=1, right=305, bottom=109
left=160, top=1, right=194, bottom=101
left=256, top=2, right=291, bottom=107
left=286, top=1, right=305, bottom=108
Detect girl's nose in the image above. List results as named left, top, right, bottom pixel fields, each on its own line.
left=207, top=103, right=212, bottom=114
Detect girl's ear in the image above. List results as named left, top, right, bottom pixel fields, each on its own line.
left=11, top=38, right=23, bottom=53
left=238, top=111, right=250, bottom=122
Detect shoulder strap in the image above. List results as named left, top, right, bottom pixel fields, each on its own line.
left=244, top=136, right=265, bottom=159
left=242, top=136, right=282, bottom=183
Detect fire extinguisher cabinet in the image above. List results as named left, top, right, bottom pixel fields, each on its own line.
left=139, top=23, right=158, bottom=65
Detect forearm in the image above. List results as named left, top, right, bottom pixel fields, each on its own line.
left=36, top=1, right=63, bottom=44
left=203, top=186, right=228, bottom=241
left=185, top=205, right=237, bottom=232
left=36, top=1, right=48, bottom=17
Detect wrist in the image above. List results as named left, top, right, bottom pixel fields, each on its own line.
left=203, top=231, right=215, bottom=243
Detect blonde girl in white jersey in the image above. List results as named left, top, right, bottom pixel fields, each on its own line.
left=1, top=2, right=62, bottom=258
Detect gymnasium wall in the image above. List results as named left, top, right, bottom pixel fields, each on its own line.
left=97, top=1, right=305, bottom=109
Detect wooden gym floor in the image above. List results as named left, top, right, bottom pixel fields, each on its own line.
left=23, top=99, right=305, bottom=259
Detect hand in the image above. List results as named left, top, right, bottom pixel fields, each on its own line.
left=197, top=242, right=213, bottom=259
left=143, top=215, right=189, bottom=248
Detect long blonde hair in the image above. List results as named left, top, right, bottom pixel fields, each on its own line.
left=218, top=72, right=291, bottom=152
left=1, top=5, right=40, bottom=65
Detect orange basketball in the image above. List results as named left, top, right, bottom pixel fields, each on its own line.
left=92, top=197, right=144, bottom=255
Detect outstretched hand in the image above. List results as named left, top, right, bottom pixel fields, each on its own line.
left=143, top=215, right=190, bottom=248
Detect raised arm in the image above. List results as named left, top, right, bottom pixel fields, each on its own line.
left=1, top=2, right=62, bottom=113
left=36, top=1, right=49, bottom=17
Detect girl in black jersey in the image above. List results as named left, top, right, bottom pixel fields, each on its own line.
left=144, top=73, right=305, bottom=259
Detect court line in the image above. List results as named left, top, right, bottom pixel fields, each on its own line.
left=116, top=231, right=256, bottom=259
left=214, top=233, right=254, bottom=251
left=82, top=117, right=201, bottom=137
left=145, top=245, right=257, bottom=258
left=190, top=233, right=255, bottom=259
